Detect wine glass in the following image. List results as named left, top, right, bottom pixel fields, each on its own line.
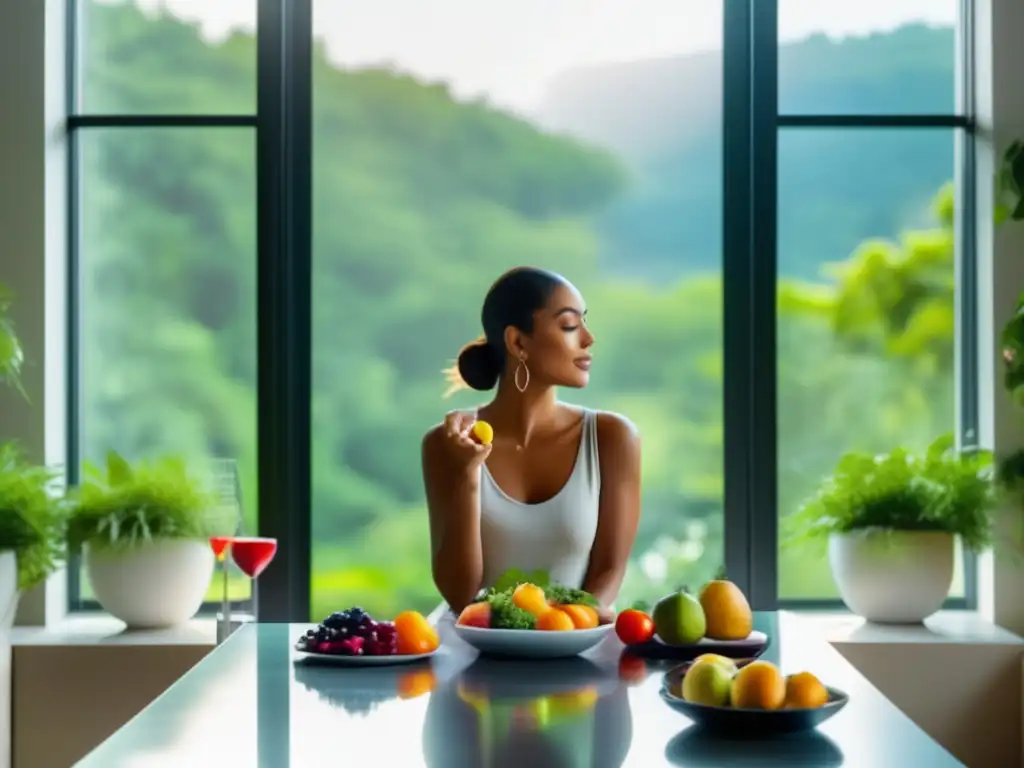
left=209, top=536, right=234, bottom=639
left=207, top=458, right=244, bottom=639
left=230, top=537, right=278, bottom=623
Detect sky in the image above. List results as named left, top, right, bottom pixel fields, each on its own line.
left=118, top=0, right=958, bottom=111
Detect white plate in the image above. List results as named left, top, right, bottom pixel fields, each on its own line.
left=651, top=629, right=769, bottom=648
left=293, top=646, right=437, bottom=666
left=453, top=624, right=613, bottom=659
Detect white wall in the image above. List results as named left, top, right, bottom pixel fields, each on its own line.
left=0, top=1, right=67, bottom=627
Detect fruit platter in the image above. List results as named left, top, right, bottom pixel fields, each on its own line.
left=614, top=577, right=768, bottom=662
left=660, top=656, right=849, bottom=736
left=453, top=570, right=613, bottom=659
left=295, top=606, right=440, bottom=666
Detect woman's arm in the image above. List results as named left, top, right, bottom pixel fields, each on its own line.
left=421, top=425, right=486, bottom=614
left=582, top=412, right=642, bottom=613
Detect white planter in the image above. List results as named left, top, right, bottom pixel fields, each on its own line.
left=0, top=552, right=17, bottom=635
left=829, top=530, right=954, bottom=624
left=0, top=551, right=17, bottom=768
left=86, top=539, right=214, bottom=629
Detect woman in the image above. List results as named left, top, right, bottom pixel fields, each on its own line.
left=421, top=266, right=641, bottom=619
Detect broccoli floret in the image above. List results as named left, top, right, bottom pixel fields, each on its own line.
left=544, top=585, right=599, bottom=607
left=487, top=592, right=536, bottom=629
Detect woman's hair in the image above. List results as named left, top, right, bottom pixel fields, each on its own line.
left=443, top=267, right=567, bottom=396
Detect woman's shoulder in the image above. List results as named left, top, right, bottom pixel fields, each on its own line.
left=593, top=410, right=640, bottom=448
left=562, top=406, right=640, bottom=448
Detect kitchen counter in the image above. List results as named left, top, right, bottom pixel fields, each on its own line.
left=75, top=612, right=964, bottom=767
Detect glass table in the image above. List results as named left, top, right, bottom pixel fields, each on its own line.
left=76, top=612, right=964, bottom=767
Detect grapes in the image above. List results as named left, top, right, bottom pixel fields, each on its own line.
left=304, top=607, right=400, bottom=656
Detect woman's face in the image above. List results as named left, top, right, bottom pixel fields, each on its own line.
left=518, top=283, right=595, bottom=389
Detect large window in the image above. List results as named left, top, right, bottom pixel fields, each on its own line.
left=307, top=1, right=726, bottom=620
left=774, top=2, right=974, bottom=606
left=67, top=2, right=259, bottom=610
left=66, top=0, right=978, bottom=618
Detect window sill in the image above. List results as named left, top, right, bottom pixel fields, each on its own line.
left=790, top=608, right=1024, bottom=645
left=11, top=612, right=217, bottom=647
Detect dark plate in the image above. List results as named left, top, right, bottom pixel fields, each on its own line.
left=628, top=630, right=769, bottom=662
left=658, top=685, right=849, bottom=736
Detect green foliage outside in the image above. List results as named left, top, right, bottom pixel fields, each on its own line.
left=78, top=3, right=962, bottom=619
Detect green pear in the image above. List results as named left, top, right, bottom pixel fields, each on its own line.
left=652, top=588, right=706, bottom=645
left=681, top=659, right=734, bottom=707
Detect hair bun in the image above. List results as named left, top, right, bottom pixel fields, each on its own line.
left=457, top=340, right=502, bottom=391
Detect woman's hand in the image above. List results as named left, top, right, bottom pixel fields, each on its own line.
left=440, top=410, right=491, bottom=472
left=596, top=605, right=616, bottom=625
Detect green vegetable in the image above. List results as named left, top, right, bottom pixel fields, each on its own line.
left=487, top=592, right=536, bottom=629
left=544, top=585, right=599, bottom=607
left=488, top=567, right=551, bottom=594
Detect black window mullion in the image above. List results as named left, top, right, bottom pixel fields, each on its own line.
left=748, top=0, right=780, bottom=611
left=255, top=0, right=312, bottom=623
left=67, top=115, right=256, bottom=128
left=722, top=0, right=754, bottom=600
left=777, top=114, right=971, bottom=128
left=955, top=0, right=979, bottom=610
left=65, top=0, right=82, bottom=610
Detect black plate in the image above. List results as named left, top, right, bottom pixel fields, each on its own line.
left=658, top=685, right=849, bottom=737
left=627, top=631, right=769, bottom=662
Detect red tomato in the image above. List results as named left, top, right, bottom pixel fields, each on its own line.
left=615, top=609, right=655, bottom=646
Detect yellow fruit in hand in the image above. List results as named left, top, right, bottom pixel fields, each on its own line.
left=784, top=672, right=829, bottom=709
left=512, top=582, right=549, bottom=616
left=470, top=420, right=494, bottom=445
left=730, top=660, right=786, bottom=710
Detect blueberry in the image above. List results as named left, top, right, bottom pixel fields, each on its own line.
left=348, top=607, right=366, bottom=623
left=322, top=611, right=349, bottom=630
left=305, top=628, right=317, bottom=638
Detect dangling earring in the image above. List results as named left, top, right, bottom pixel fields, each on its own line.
left=514, top=355, right=530, bottom=393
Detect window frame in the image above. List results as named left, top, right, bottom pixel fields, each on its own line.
left=64, top=0, right=979, bottom=617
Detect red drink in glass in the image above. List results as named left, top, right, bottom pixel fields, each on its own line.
left=230, top=537, right=278, bottom=579
left=209, top=536, right=233, bottom=561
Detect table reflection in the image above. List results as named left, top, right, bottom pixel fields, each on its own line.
left=664, top=726, right=844, bottom=767
left=423, top=656, right=633, bottom=768
left=293, top=659, right=438, bottom=715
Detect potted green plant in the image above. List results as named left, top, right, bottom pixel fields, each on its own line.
left=785, top=433, right=999, bottom=623
left=67, top=450, right=219, bottom=629
left=0, top=443, right=67, bottom=630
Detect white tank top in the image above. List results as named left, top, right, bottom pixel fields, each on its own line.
left=478, top=408, right=601, bottom=590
